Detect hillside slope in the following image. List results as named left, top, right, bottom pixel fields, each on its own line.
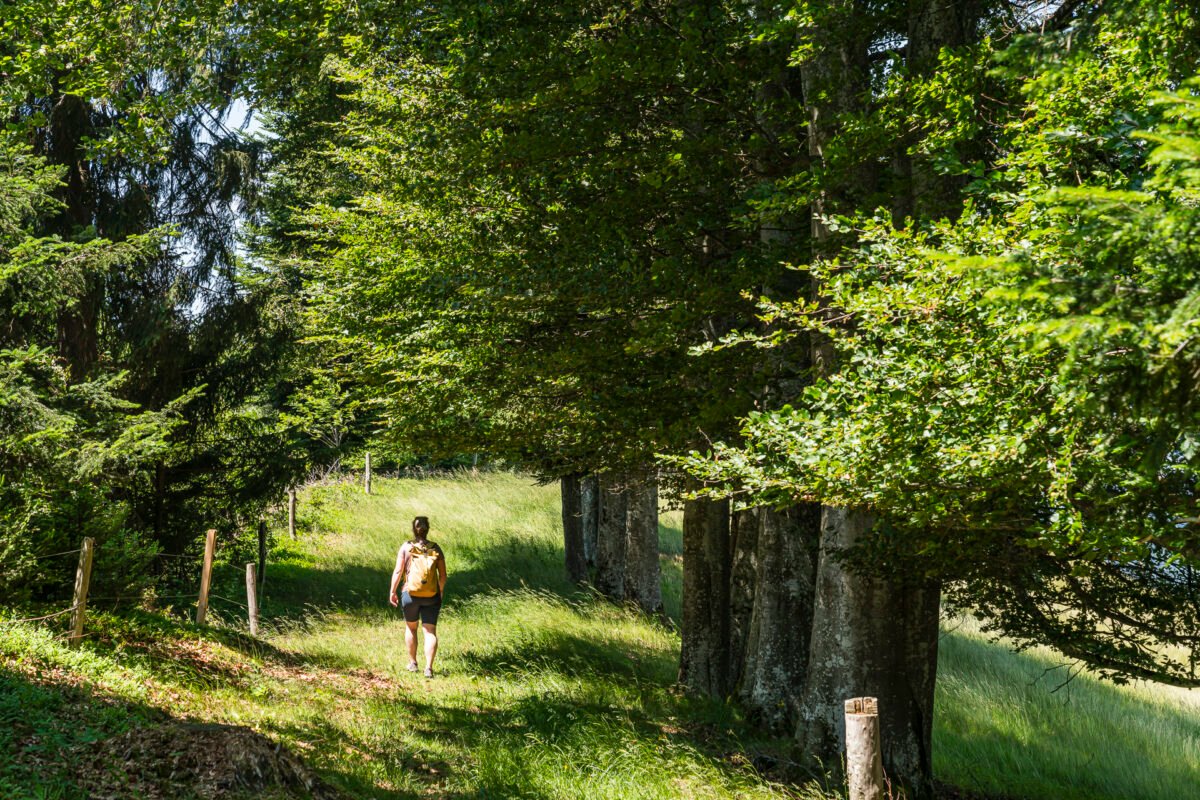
left=2, top=473, right=1198, bottom=799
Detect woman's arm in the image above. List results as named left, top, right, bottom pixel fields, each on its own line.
left=437, top=551, right=448, bottom=595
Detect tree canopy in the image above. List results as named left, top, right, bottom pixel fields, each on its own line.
left=6, top=0, right=1200, bottom=793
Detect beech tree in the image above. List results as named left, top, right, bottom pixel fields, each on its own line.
left=256, top=1, right=783, bottom=613
left=243, top=0, right=1200, bottom=795
left=685, top=0, right=1200, bottom=790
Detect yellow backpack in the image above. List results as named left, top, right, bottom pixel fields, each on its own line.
left=404, top=541, right=441, bottom=597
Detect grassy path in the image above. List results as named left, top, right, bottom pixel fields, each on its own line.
left=3, top=472, right=1200, bottom=799
left=256, top=474, right=806, bottom=799
left=0, top=475, right=810, bottom=800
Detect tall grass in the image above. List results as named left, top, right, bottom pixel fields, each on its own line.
left=934, top=615, right=1200, bottom=800
left=4, top=471, right=1199, bottom=800
left=283, top=473, right=1200, bottom=800
left=260, top=473, right=808, bottom=799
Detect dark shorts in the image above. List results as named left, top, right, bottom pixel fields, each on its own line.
left=401, top=591, right=441, bottom=625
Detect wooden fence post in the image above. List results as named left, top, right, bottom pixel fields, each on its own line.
left=68, top=537, right=95, bottom=648
left=245, top=563, right=259, bottom=636
left=845, top=697, right=885, bottom=800
left=196, top=529, right=216, bottom=626
left=257, top=519, right=267, bottom=593
left=288, top=488, right=297, bottom=539
left=364, top=452, right=372, bottom=495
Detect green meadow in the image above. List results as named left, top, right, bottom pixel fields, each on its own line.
left=2, top=472, right=1198, bottom=799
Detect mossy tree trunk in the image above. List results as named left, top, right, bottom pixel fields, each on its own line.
left=796, top=509, right=940, bottom=793
left=624, top=471, right=661, bottom=614
left=594, top=473, right=628, bottom=601
left=738, top=505, right=819, bottom=731
left=793, top=4, right=942, bottom=793
left=726, top=506, right=760, bottom=692
left=581, top=475, right=600, bottom=567
left=679, top=489, right=731, bottom=697
left=560, top=475, right=588, bottom=584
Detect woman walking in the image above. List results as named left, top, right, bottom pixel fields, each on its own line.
left=389, top=516, right=448, bottom=678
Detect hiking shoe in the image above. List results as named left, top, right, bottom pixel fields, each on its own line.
left=406, top=661, right=418, bottom=673
left=424, top=667, right=433, bottom=679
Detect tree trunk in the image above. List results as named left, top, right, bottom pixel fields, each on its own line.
left=581, top=474, right=600, bottom=567
left=624, top=472, right=662, bottom=614
left=739, top=504, right=820, bottom=731
left=46, top=92, right=100, bottom=383
left=594, top=473, right=628, bottom=601
left=725, top=9, right=816, bottom=728
left=795, top=7, right=941, bottom=794
left=904, top=0, right=984, bottom=222
left=561, top=475, right=588, bottom=584
left=793, top=3, right=977, bottom=790
left=679, top=489, right=732, bottom=696
left=726, top=506, right=760, bottom=691
left=153, top=461, right=168, bottom=548
left=796, top=509, right=940, bottom=794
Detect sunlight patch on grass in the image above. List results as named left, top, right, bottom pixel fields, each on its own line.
left=259, top=473, right=805, bottom=799
left=9, top=472, right=1199, bottom=800
left=935, top=614, right=1200, bottom=800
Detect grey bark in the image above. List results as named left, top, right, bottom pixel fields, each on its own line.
left=795, top=6, right=941, bottom=794
left=561, top=475, right=588, bottom=584
left=726, top=506, right=760, bottom=691
left=624, top=472, right=662, bottom=614
left=678, top=490, right=731, bottom=696
left=738, top=504, right=819, bottom=732
left=795, top=4, right=975, bottom=791
left=593, top=473, right=628, bottom=600
left=796, top=509, right=940, bottom=794
left=581, top=475, right=600, bottom=567
left=725, top=7, right=818, bottom=730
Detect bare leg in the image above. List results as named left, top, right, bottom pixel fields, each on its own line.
left=422, top=622, right=438, bottom=673
left=405, top=620, right=419, bottom=668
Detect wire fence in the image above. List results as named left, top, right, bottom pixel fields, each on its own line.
left=31, top=548, right=83, bottom=561
left=210, top=593, right=248, bottom=610
left=153, top=552, right=197, bottom=560
left=6, top=464, right=376, bottom=639
left=87, top=594, right=201, bottom=603
left=0, top=603, right=81, bottom=626
left=1, top=531, right=267, bottom=640
left=0, top=470, right=327, bottom=641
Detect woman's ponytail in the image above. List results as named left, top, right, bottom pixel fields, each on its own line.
left=412, top=516, right=430, bottom=541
